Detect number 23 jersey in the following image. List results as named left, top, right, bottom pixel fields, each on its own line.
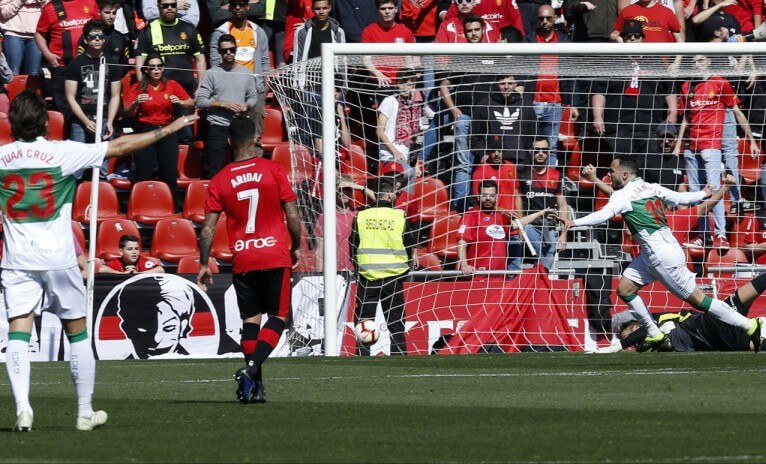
left=205, top=157, right=298, bottom=273
left=0, top=139, right=106, bottom=270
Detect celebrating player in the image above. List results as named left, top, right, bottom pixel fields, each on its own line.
left=196, top=116, right=302, bottom=404
left=559, top=155, right=762, bottom=349
left=1, top=90, right=195, bottom=432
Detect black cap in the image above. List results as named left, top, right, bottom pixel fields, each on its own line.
left=702, top=15, right=728, bottom=40
left=622, top=19, right=645, bottom=36
left=655, top=122, right=678, bottom=137
left=485, top=136, right=505, bottom=153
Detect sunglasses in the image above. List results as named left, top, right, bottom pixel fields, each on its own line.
left=622, top=32, right=643, bottom=40
left=145, top=64, right=164, bottom=70
left=159, top=3, right=176, bottom=8
left=538, top=15, right=554, bottom=20
left=87, top=33, right=106, bottom=40
left=456, top=0, right=472, bottom=4
left=220, top=47, right=237, bottom=54
left=531, top=147, right=550, bottom=153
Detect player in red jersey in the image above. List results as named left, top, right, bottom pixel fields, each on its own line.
left=197, top=116, right=302, bottom=404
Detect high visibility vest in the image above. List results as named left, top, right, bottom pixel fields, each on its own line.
left=263, top=0, right=276, bottom=21
left=356, top=207, right=409, bottom=280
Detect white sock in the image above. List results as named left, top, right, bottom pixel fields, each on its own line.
left=708, top=298, right=751, bottom=330
left=625, top=296, right=661, bottom=337
left=5, top=339, right=32, bottom=416
left=69, top=338, right=95, bottom=418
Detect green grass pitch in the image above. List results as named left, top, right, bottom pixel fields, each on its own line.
left=1, top=353, right=765, bottom=463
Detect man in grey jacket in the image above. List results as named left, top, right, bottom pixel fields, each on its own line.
left=209, top=0, right=270, bottom=137
left=197, top=33, right=258, bottom=179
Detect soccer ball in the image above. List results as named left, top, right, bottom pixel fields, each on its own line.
left=354, top=320, right=379, bottom=346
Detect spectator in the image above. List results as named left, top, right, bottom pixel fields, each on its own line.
left=458, top=179, right=554, bottom=280
left=691, top=0, right=743, bottom=39
left=35, top=0, right=100, bottom=115
left=438, top=14, right=495, bottom=212
left=64, top=20, right=121, bottom=144
left=440, top=0, right=525, bottom=36
left=196, top=34, right=258, bottom=179
left=284, top=0, right=313, bottom=64
left=0, top=0, right=46, bottom=75
left=470, top=73, right=536, bottom=167
left=313, top=85, right=351, bottom=158
left=122, top=52, right=195, bottom=210
left=515, top=137, right=569, bottom=271
left=209, top=0, right=271, bottom=137
left=591, top=19, right=677, bottom=174
left=112, top=0, right=145, bottom=41
left=98, top=234, right=165, bottom=274
left=471, top=140, right=520, bottom=214
left=379, top=162, right=420, bottom=220
left=315, top=174, right=368, bottom=272
left=207, top=0, right=265, bottom=29
left=0, top=35, right=13, bottom=113
left=75, top=0, right=132, bottom=77
left=292, top=0, right=348, bottom=152
left=674, top=53, right=759, bottom=250
left=563, top=0, right=618, bottom=42
left=350, top=177, right=417, bottom=355
left=144, top=0, right=199, bottom=26
left=610, top=0, right=683, bottom=43
left=620, top=0, right=688, bottom=37
left=434, top=0, right=499, bottom=43
left=332, top=0, right=377, bottom=43
left=361, top=0, right=416, bottom=89
left=258, top=0, right=288, bottom=69
left=642, top=122, right=687, bottom=192
left=523, top=4, right=578, bottom=168
left=377, top=68, right=420, bottom=190
left=135, top=0, right=205, bottom=142
left=705, top=0, right=761, bottom=35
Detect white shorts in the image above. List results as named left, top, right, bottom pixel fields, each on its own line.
left=622, top=250, right=696, bottom=301
left=2, top=267, right=86, bottom=320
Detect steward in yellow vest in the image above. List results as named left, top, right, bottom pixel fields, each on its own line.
left=350, top=177, right=416, bottom=355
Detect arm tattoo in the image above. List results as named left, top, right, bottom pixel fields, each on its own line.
left=199, top=214, right=218, bottom=263
left=152, top=128, right=165, bottom=141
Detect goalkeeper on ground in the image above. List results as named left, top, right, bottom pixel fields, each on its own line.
left=601, top=273, right=766, bottom=353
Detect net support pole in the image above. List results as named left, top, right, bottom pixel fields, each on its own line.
left=321, top=44, right=339, bottom=356
left=85, top=56, right=107, bottom=341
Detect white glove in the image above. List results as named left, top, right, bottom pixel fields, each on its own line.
left=593, top=339, right=623, bottom=354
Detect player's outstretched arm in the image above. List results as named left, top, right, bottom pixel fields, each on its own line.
left=105, top=115, right=198, bottom=158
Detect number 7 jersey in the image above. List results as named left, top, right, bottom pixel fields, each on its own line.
left=205, top=157, right=298, bottom=273
left=0, top=139, right=106, bottom=270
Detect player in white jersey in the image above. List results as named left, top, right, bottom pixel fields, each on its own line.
left=1, top=90, right=196, bottom=432
left=560, top=155, right=762, bottom=349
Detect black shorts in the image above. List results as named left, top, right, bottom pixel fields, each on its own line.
left=233, top=268, right=292, bottom=320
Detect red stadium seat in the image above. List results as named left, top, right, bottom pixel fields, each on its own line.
left=177, top=144, right=204, bottom=189
left=127, top=181, right=181, bottom=225
left=738, top=138, right=762, bottom=184
left=176, top=256, right=220, bottom=274
left=428, top=214, right=461, bottom=259
left=0, top=113, right=11, bottom=144
left=5, top=74, right=43, bottom=102
left=47, top=110, right=66, bottom=140
left=211, top=215, right=233, bottom=262
left=411, top=176, right=451, bottom=222
left=261, top=107, right=285, bottom=152
left=340, top=143, right=370, bottom=183
left=96, top=218, right=142, bottom=259
left=704, top=247, right=748, bottom=278
left=182, top=180, right=211, bottom=223
left=106, top=157, right=132, bottom=190
left=271, top=142, right=316, bottom=184
left=72, top=181, right=126, bottom=224
left=150, top=218, right=199, bottom=262
left=72, top=220, right=86, bottom=251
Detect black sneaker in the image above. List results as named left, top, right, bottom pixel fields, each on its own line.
left=234, top=368, right=255, bottom=404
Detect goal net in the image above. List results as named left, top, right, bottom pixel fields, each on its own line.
left=268, top=42, right=766, bottom=356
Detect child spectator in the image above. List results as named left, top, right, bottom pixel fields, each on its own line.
left=98, top=234, right=165, bottom=274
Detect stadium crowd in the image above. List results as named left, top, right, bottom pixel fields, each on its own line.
left=4, top=0, right=766, bottom=277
